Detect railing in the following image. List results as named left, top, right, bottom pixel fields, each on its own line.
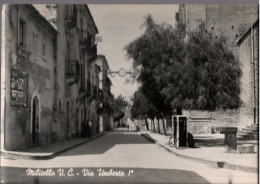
left=79, top=31, right=91, bottom=52
left=89, top=44, right=97, bottom=62
left=65, top=5, right=77, bottom=28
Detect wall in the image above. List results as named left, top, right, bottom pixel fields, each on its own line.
left=206, top=4, right=258, bottom=56
left=3, top=5, right=56, bottom=150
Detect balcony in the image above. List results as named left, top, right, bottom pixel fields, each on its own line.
left=79, top=31, right=91, bottom=52
left=66, top=60, right=80, bottom=86
left=65, top=6, right=77, bottom=28
left=89, top=44, right=97, bottom=62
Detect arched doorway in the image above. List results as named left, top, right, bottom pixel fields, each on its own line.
left=81, top=108, right=84, bottom=135
left=31, top=96, right=40, bottom=146
left=66, top=101, right=70, bottom=139
left=76, top=108, right=79, bottom=137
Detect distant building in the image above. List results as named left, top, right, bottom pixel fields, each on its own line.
left=176, top=4, right=258, bottom=56
left=95, top=55, right=115, bottom=131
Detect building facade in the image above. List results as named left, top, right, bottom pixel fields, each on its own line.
left=1, top=4, right=105, bottom=151
left=95, top=55, right=114, bottom=131
left=1, top=5, right=58, bottom=150
left=237, top=19, right=259, bottom=126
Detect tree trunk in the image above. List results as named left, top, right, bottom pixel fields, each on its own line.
left=162, top=117, right=167, bottom=135
left=157, top=118, right=160, bottom=133
left=152, top=118, right=155, bottom=132
left=145, top=118, right=149, bottom=131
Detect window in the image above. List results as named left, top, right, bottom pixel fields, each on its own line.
left=19, top=20, right=26, bottom=46
left=42, top=43, right=46, bottom=57
left=81, top=19, right=83, bottom=30
left=59, top=100, right=62, bottom=116
left=67, top=43, right=70, bottom=60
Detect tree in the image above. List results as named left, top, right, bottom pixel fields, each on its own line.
left=125, top=15, right=241, bottom=118
left=114, top=95, right=130, bottom=127
left=114, top=95, right=130, bottom=111
left=131, top=89, right=157, bottom=131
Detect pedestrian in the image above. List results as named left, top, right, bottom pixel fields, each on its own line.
left=88, top=119, right=93, bottom=137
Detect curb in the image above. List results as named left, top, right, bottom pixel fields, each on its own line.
left=140, top=133, right=258, bottom=173
left=1, top=132, right=107, bottom=160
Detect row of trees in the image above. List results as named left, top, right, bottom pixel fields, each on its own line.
left=126, top=15, right=242, bottom=135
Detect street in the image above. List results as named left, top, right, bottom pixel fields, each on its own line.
left=1, top=131, right=257, bottom=184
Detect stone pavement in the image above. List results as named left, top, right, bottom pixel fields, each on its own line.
left=139, top=131, right=258, bottom=173
left=0, top=132, right=106, bottom=160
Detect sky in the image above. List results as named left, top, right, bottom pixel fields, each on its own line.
left=89, top=4, right=179, bottom=99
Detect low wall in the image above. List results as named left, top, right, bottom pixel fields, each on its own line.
left=187, top=120, right=212, bottom=134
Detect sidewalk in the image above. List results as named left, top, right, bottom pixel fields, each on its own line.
left=139, top=131, right=258, bottom=173
left=0, top=132, right=106, bottom=160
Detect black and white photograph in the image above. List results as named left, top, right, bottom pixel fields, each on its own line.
left=0, top=2, right=259, bottom=184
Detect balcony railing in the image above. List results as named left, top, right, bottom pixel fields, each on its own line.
left=66, top=60, right=80, bottom=79
left=79, top=31, right=91, bottom=52
left=89, top=44, right=97, bottom=62
left=65, top=5, right=77, bottom=28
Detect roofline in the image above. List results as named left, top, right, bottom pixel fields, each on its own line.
left=97, top=54, right=110, bottom=69
left=27, top=5, right=58, bottom=36
left=237, top=19, right=259, bottom=46
left=85, top=5, right=99, bottom=34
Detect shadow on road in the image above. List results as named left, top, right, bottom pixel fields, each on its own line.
left=1, top=166, right=211, bottom=184
left=61, top=132, right=154, bottom=156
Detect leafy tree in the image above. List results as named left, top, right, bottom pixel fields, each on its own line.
left=125, top=15, right=241, bottom=122
left=114, top=95, right=130, bottom=111
left=131, top=89, right=157, bottom=131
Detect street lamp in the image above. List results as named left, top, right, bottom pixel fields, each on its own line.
left=107, top=68, right=134, bottom=77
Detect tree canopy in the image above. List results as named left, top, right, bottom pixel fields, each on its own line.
left=114, top=95, right=130, bottom=111
left=125, top=15, right=241, bottom=113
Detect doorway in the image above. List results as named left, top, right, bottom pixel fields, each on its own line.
left=76, top=108, right=79, bottom=137
left=66, top=101, right=70, bottom=139
left=31, top=96, right=40, bottom=146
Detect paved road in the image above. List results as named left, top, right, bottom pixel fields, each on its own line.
left=1, top=131, right=258, bottom=184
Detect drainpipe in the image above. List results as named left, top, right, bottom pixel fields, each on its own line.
left=251, top=26, right=256, bottom=124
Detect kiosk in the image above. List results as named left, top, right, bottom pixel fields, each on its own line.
left=172, top=115, right=188, bottom=148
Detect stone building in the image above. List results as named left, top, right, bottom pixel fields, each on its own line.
left=237, top=19, right=259, bottom=127
left=176, top=4, right=258, bottom=56
left=1, top=4, right=102, bottom=151
left=95, top=55, right=114, bottom=131
left=175, top=4, right=259, bottom=133
left=34, top=4, right=99, bottom=139
left=1, top=5, right=58, bottom=150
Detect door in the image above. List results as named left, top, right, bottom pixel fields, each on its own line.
left=32, top=97, right=40, bottom=145
left=76, top=108, right=79, bottom=137
left=66, top=101, right=70, bottom=139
